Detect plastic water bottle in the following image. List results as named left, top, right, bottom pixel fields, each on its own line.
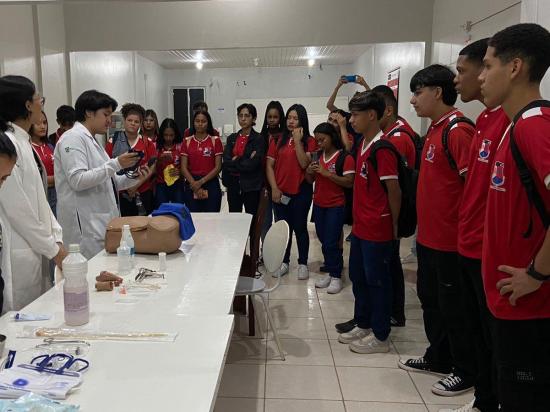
left=63, top=244, right=90, bottom=326
left=121, top=224, right=135, bottom=268
left=117, top=240, right=132, bottom=276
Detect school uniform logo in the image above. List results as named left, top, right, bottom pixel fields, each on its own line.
left=328, top=163, right=336, bottom=173
left=478, top=139, right=492, bottom=162
left=490, top=161, right=506, bottom=191
left=202, top=147, right=212, bottom=157
left=425, top=144, right=436, bottom=163
left=360, top=161, right=368, bottom=179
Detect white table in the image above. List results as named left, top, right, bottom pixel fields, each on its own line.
left=0, top=213, right=252, bottom=411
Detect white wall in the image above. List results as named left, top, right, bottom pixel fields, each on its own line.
left=70, top=51, right=167, bottom=119
left=431, top=0, right=521, bottom=121
left=522, top=0, right=550, bottom=98
left=165, top=64, right=357, bottom=129
left=353, top=43, right=425, bottom=134
left=63, top=0, right=434, bottom=52
left=37, top=3, right=69, bottom=126
left=0, top=5, right=37, bottom=82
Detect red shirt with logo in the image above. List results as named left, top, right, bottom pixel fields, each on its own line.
left=313, top=150, right=355, bottom=208
left=352, top=132, right=398, bottom=242
left=416, top=109, right=474, bottom=252
left=156, top=143, right=182, bottom=184
left=483, top=105, right=550, bottom=320
left=32, top=142, right=55, bottom=177
left=267, top=136, right=318, bottom=195
left=232, top=134, right=249, bottom=158
left=181, top=135, right=223, bottom=176
left=458, top=107, right=510, bottom=260
left=105, top=136, right=157, bottom=193
left=384, top=117, right=417, bottom=168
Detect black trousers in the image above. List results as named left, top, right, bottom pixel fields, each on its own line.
left=120, top=190, right=154, bottom=216
left=227, top=184, right=260, bottom=216
left=391, top=240, right=406, bottom=323
left=491, top=316, right=550, bottom=412
left=416, top=243, right=475, bottom=380
left=459, top=255, right=498, bottom=412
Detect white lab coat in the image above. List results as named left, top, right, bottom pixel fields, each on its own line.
left=0, top=123, right=63, bottom=312
left=54, top=122, right=134, bottom=259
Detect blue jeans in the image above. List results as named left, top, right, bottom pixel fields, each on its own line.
left=272, top=182, right=312, bottom=265
left=155, top=182, right=185, bottom=208
left=184, top=176, right=222, bottom=213
left=313, top=205, right=344, bottom=278
left=349, top=235, right=393, bottom=341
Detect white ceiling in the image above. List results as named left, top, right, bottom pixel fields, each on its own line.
left=139, top=45, right=373, bottom=70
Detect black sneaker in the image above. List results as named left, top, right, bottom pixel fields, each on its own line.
left=335, top=319, right=357, bottom=333
left=391, top=317, right=406, bottom=327
left=431, top=373, right=473, bottom=397
left=398, top=357, right=451, bottom=377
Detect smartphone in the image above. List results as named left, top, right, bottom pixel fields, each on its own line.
left=147, top=157, right=157, bottom=167
left=344, top=75, right=357, bottom=83
left=311, top=151, right=319, bottom=163
left=280, top=195, right=291, bottom=205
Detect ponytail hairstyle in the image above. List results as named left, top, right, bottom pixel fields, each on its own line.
left=278, top=104, right=310, bottom=150
left=0, top=75, right=36, bottom=132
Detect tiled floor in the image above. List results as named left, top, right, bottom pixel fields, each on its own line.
left=215, top=224, right=474, bottom=412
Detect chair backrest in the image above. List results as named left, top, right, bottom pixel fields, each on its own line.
left=262, top=220, right=289, bottom=275
left=249, top=188, right=269, bottom=264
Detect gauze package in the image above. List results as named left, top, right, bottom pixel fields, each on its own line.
left=0, top=392, right=79, bottom=411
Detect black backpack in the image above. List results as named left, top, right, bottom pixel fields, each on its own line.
left=509, top=100, right=550, bottom=238
left=369, top=140, right=417, bottom=238
left=313, top=149, right=353, bottom=177
left=385, top=127, right=424, bottom=170
left=441, top=116, right=476, bottom=172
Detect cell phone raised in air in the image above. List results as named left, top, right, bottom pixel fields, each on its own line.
left=343, top=75, right=357, bottom=83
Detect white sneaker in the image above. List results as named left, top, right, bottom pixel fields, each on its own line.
left=338, top=326, right=371, bottom=344
left=438, top=400, right=478, bottom=412
left=327, top=277, right=343, bottom=294
left=297, top=264, right=309, bottom=280
left=272, top=263, right=289, bottom=278
left=400, top=252, right=417, bottom=264
left=315, top=274, right=331, bottom=288
left=349, top=334, right=390, bottom=354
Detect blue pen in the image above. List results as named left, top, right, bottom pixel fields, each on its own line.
left=5, top=350, right=16, bottom=369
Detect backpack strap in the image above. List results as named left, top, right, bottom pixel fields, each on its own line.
left=509, top=100, right=550, bottom=238
left=369, top=139, right=406, bottom=172
left=441, top=116, right=475, bottom=171
left=334, top=150, right=348, bottom=177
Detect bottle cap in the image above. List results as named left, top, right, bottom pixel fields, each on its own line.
left=68, top=244, right=80, bottom=253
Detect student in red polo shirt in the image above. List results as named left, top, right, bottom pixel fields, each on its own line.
left=444, top=39, right=511, bottom=412
left=30, top=111, right=56, bottom=215
left=142, top=109, right=159, bottom=143
left=222, top=103, right=266, bottom=217
left=106, top=103, right=157, bottom=216
left=155, top=118, right=184, bottom=207
left=181, top=110, right=223, bottom=212
left=398, top=65, right=476, bottom=397
left=337, top=91, right=401, bottom=354
left=373, top=84, right=417, bottom=329
left=182, top=101, right=220, bottom=138
left=479, top=23, right=550, bottom=412
left=306, top=122, right=355, bottom=294
left=260, top=101, right=285, bottom=242
left=266, top=104, right=317, bottom=280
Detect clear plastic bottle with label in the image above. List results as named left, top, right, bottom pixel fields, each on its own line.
left=121, top=224, right=135, bottom=268
left=63, top=244, right=90, bottom=326
left=117, top=240, right=132, bottom=276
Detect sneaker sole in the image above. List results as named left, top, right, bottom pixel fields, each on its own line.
left=327, top=288, right=342, bottom=294
left=397, top=361, right=450, bottom=377
left=349, top=344, right=390, bottom=354
left=272, top=271, right=289, bottom=278
left=338, top=335, right=366, bottom=344
left=315, top=284, right=330, bottom=288
left=431, top=386, right=474, bottom=397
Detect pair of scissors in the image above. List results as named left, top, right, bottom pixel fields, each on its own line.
left=30, top=352, right=89, bottom=374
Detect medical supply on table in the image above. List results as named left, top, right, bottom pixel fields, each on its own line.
left=19, top=327, right=178, bottom=342
left=13, top=313, right=51, bottom=322
left=134, top=268, right=164, bottom=282
left=34, top=340, right=90, bottom=357
left=151, top=202, right=195, bottom=241
left=117, top=241, right=131, bottom=276
left=4, top=351, right=16, bottom=370
left=95, top=271, right=123, bottom=286
left=158, top=252, right=167, bottom=272
left=0, top=364, right=83, bottom=399
left=62, top=245, right=89, bottom=327
left=0, top=392, right=79, bottom=411
left=0, top=336, right=5, bottom=359
left=29, top=353, right=89, bottom=374
left=121, top=224, right=135, bottom=266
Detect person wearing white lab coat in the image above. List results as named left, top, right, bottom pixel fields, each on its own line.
left=54, top=90, right=142, bottom=259
left=0, top=75, right=66, bottom=312
left=0, top=130, right=18, bottom=314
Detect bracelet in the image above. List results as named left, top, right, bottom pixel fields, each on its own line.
left=527, top=260, right=550, bottom=282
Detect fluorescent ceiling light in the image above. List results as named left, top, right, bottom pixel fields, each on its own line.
left=308, top=59, right=315, bottom=67
left=196, top=61, right=204, bottom=70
